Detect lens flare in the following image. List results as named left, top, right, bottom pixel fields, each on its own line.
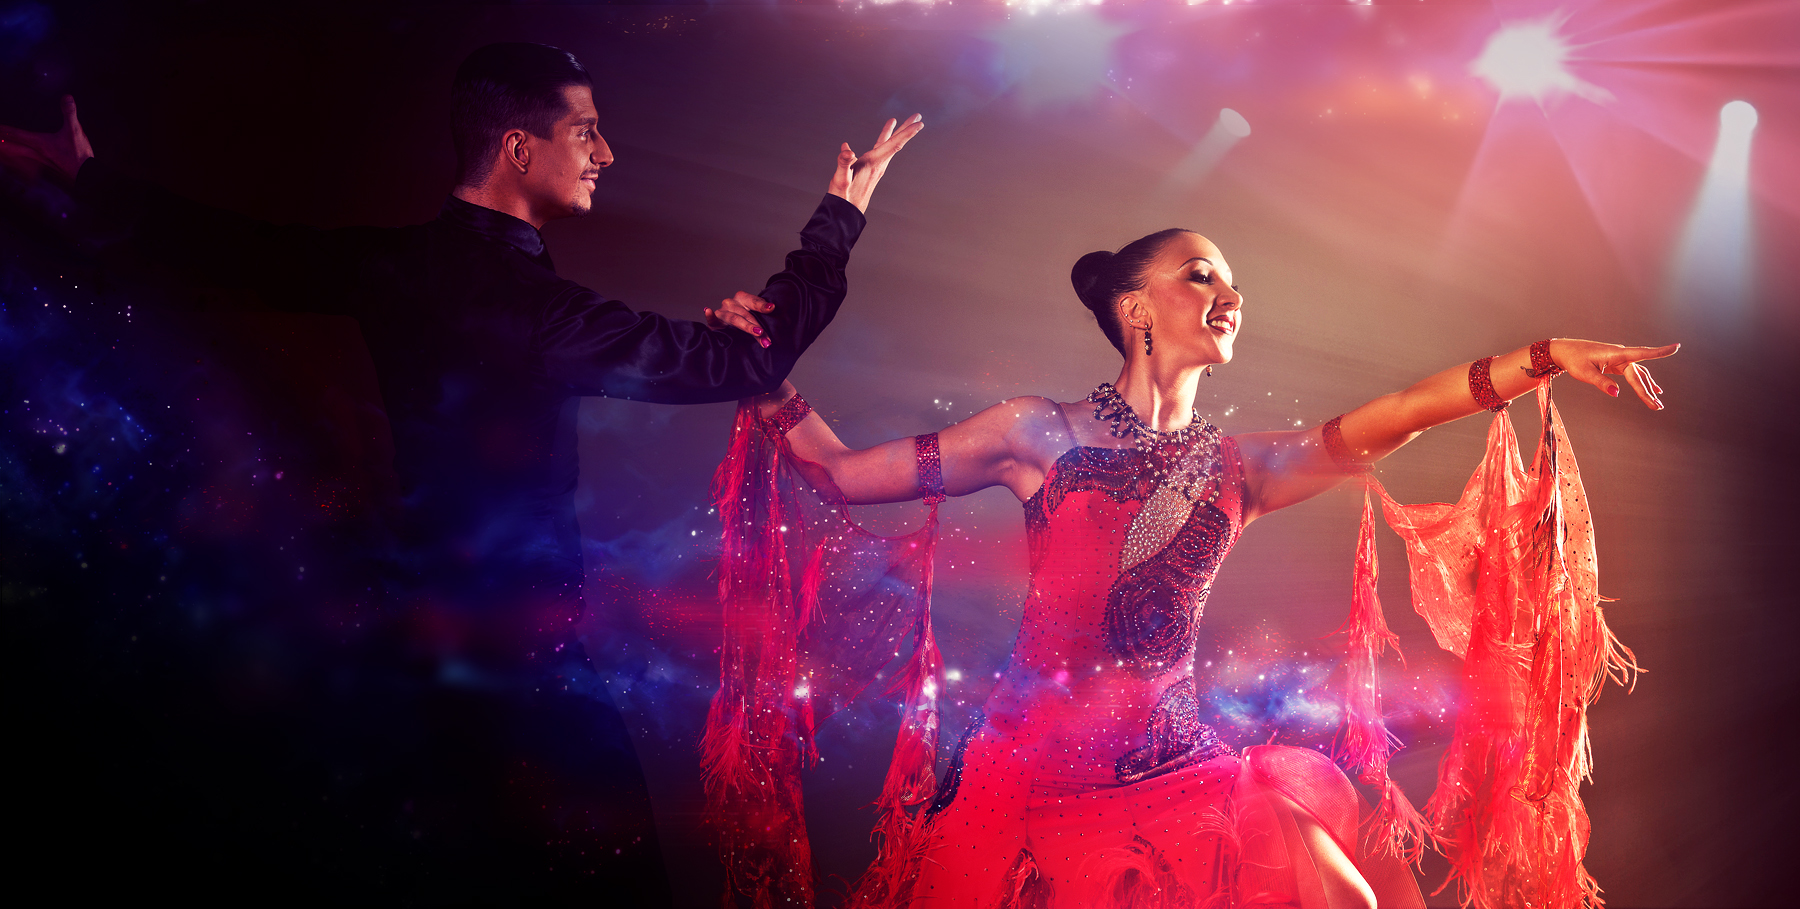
left=1472, top=20, right=1608, bottom=104
left=1473, top=22, right=1571, bottom=100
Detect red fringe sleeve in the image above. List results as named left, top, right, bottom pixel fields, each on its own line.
left=703, top=402, right=943, bottom=908
left=1352, top=385, right=1638, bottom=909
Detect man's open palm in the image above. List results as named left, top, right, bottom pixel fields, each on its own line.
left=828, top=114, right=923, bottom=214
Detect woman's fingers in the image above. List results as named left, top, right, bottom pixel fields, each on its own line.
left=1556, top=340, right=1678, bottom=406
left=1559, top=351, right=1618, bottom=397
left=729, top=290, right=774, bottom=313
left=1618, top=343, right=1676, bottom=409
left=1621, top=361, right=1662, bottom=410
left=706, top=297, right=771, bottom=347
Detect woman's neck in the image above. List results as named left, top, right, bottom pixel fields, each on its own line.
left=1112, top=357, right=1206, bottom=432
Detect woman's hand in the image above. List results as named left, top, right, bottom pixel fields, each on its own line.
left=0, top=96, right=94, bottom=183
left=1546, top=339, right=1679, bottom=410
left=827, top=115, right=924, bottom=214
left=704, top=290, right=776, bottom=348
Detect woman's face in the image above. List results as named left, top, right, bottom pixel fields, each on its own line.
left=1124, top=232, right=1244, bottom=367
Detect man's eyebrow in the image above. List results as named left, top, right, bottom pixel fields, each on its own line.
left=573, top=116, right=599, bottom=127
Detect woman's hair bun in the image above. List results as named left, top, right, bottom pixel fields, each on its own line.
left=1071, top=251, right=1115, bottom=312
left=1068, top=229, right=1192, bottom=357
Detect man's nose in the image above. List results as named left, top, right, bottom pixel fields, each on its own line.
left=593, top=135, right=614, bottom=169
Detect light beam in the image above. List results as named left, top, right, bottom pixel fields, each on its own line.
left=1672, top=101, right=1759, bottom=331
left=1164, top=108, right=1252, bottom=189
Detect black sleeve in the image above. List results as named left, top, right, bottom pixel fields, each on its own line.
left=537, top=194, right=867, bottom=404
left=70, top=159, right=376, bottom=314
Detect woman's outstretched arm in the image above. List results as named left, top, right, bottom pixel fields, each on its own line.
left=1236, top=338, right=1679, bottom=522
left=753, top=382, right=1068, bottom=505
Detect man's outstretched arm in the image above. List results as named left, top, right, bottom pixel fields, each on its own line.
left=543, top=115, right=922, bottom=404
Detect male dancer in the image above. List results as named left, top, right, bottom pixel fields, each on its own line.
left=0, top=43, right=919, bottom=905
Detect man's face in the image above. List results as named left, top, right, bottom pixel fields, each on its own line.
left=521, top=84, right=612, bottom=221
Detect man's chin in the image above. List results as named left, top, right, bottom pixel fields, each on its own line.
left=568, top=193, right=594, bottom=217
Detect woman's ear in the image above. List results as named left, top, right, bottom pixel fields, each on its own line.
left=1119, top=294, right=1151, bottom=331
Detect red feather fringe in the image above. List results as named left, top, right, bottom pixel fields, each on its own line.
left=704, top=402, right=943, bottom=907
left=1361, top=386, right=1638, bottom=909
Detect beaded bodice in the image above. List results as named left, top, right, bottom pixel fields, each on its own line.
left=983, top=435, right=1245, bottom=790
left=1021, top=439, right=1243, bottom=673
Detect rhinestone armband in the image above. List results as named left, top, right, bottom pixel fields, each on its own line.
left=1322, top=414, right=1370, bottom=473
left=1469, top=356, right=1507, bottom=412
left=768, top=393, right=812, bottom=434
left=915, top=432, right=946, bottom=505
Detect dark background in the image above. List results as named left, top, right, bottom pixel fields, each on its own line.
left=3, top=1, right=1795, bottom=906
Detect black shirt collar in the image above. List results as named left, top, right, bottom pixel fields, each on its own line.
left=438, top=195, right=554, bottom=270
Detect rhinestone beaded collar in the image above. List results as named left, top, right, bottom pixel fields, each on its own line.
left=1086, top=382, right=1219, bottom=454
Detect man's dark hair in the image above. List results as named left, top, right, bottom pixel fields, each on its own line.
left=451, top=43, right=593, bottom=185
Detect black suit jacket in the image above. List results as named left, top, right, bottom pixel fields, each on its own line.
left=72, top=161, right=864, bottom=633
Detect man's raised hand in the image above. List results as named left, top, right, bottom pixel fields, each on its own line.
left=0, top=96, right=94, bottom=184
left=828, top=114, right=923, bottom=214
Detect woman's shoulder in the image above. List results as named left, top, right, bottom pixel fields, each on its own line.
left=978, top=396, right=1071, bottom=436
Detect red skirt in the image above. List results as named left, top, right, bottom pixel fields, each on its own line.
left=877, top=736, right=1424, bottom=909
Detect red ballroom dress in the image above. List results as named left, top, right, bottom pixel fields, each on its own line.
left=706, top=387, right=1628, bottom=909
left=889, top=435, right=1424, bottom=909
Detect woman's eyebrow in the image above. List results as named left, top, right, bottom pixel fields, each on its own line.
left=1182, top=257, right=1215, bottom=268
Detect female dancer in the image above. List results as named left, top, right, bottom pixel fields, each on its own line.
left=713, top=227, right=1676, bottom=908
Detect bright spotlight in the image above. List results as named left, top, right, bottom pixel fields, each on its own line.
left=1671, top=101, right=1759, bottom=333
left=1472, top=20, right=1607, bottom=103
left=1721, top=99, right=1758, bottom=133
left=1219, top=108, right=1251, bottom=138
left=1163, top=109, right=1252, bottom=189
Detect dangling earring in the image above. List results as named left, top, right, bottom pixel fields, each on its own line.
left=1204, top=365, right=1213, bottom=377
left=1143, top=328, right=1153, bottom=357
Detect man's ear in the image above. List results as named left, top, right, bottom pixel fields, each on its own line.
left=503, top=129, right=531, bottom=174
